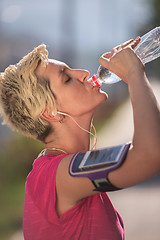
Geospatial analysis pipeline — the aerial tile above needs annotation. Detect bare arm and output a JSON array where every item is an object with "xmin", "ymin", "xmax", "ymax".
[
  {"xmin": 56, "ymin": 39, "xmax": 160, "ymax": 216},
  {"xmin": 99, "ymin": 39, "xmax": 160, "ymax": 187}
]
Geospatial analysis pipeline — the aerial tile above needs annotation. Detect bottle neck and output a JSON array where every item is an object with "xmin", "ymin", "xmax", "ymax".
[{"xmin": 89, "ymin": 74, "xmax": 101, "ymax": 87}]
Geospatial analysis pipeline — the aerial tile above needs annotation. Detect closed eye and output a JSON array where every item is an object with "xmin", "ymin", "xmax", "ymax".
[
  {"xmin": 65, "ymin": 75, "xmax": 72, "ymax": 83},
  {"xmin": 61, "ymin": 65, "xmax": 72, "ymax": 83}
]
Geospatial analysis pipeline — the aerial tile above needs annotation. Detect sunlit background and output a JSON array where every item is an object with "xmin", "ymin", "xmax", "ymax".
[{"xmin": 0, "ymin": 0, "xmax": 160, "ymax": 239}]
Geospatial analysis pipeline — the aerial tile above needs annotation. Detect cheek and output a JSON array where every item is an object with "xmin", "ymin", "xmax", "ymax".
[
  {"xmin": 58, "ymin": 93, "xmax": 87, "ymax": 114},
  {"xmin": 73, "ymin": 91, "xmax": 107, "ymax": 114},
  {"xmin": 57, "ymin": 87, "xmax": 107, "ymax": 114},
  {"xmin": 56, "ymin": 90, "xmax": 80, "ymax": 111}
]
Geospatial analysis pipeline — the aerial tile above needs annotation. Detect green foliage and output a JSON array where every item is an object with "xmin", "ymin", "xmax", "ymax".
[
  {"xmin": 0, "ymin": 181, "xmax": 24, "ymax": 239},
  {"xmin": 0, "ymin": 134, "xmax": 43, "ymax": 182},
  {"xmin": 0, "ymin": 133, "xmax": 43, "ymax": 239}
]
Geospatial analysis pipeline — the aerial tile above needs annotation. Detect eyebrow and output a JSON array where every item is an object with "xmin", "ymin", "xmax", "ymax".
[
  {"xmin": 58, "ymin": 64, "xmax": 70, "ymax": 77},
  {"xmin": 58, "ymin": 66, "xmax": 65, "ymax": 78}
]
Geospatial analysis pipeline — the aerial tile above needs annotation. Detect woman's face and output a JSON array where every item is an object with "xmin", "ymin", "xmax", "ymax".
[{"xmin": 37, "ymin": 59, "xmax": 108, "ymax": 117}]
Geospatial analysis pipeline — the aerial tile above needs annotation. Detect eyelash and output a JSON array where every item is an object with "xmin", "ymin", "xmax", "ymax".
[
  {"xmin": 65, "ymin": 75, "xmax": 72, "ymax": 83},
  {"xmin": 62, "ymin": 67, "xmax": 72, "ymax": 83}
]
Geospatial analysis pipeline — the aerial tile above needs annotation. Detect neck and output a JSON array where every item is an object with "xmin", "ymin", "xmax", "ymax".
[{"xmin": 44, "ymin": 113, "xmax": 94, "ymax": 154}]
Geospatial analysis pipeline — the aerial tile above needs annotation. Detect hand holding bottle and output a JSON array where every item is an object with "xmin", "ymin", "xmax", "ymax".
[
  {"xmin": 89, "ymin": 27, "xmax": 160, "ymax": 86},
  {"xmin": 98, "ymin": 37, "xmax": 144, "ymax": 84}
]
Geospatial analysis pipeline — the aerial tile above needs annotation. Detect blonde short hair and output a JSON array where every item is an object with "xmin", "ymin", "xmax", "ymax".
[{"xmin": 0, "ymin": 44, "xmax": 57, "ymax": 141}]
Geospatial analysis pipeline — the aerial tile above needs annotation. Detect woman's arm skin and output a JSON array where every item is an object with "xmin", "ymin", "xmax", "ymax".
[
  {"xmin": 107, "ymin": 69, "xmax": 160, "ymax": 188},
  {"xmin": 99, "ymin": 39, "xmax": 160, "ymax": 188},
  {"xmin": 56, "ymin": 39, "xmax": 160, "ymax": 216}
]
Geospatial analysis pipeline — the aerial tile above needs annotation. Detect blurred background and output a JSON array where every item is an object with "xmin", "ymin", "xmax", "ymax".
[{"xmin": 0, "ymin": 0, "xmax": 159, "ymax": 239}]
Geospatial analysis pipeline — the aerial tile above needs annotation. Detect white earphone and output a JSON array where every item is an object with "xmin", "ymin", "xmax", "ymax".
[
  {"xmin": 52, "ymin": 111, "xmax": 68, "ymax": 116},
  {"xmin": 52, "ymin": 110, "xmax": 97, "ymax": 149}
]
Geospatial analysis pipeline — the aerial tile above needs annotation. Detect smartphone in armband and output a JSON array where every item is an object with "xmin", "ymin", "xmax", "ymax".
[{"xmin": 69, "ymin": 142, "xmax": 131, "ymax": 192}]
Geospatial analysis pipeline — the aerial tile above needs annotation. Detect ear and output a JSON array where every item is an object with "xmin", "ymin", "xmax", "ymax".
[{"xmin": 41, "ymin": 109, "xmax": 63, "ymax": 123}]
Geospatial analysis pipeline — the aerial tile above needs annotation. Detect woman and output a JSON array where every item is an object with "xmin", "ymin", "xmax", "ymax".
[{"xmin": 0, "ymin": 38, "xmax": 159, "ymax": 240}]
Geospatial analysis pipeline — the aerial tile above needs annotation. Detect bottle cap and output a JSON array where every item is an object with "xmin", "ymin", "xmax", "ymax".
[{"xmin": 91, "ymin": 75, "xmax": 101, "ymax": 87}]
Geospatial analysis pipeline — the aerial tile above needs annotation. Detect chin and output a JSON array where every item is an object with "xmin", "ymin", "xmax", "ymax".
[
  {"xmin": 99, "ymin": 89, "xmax": 108, "ymax": 101},
  {"xmin": 93, "ymin": 91, "xmax": 108, "ymax": 111}
]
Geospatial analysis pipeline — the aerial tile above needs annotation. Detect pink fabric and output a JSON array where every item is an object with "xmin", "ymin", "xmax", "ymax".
[{"xmin": 23, "ymin": 154, "xmax": 124, "ymax": 240}]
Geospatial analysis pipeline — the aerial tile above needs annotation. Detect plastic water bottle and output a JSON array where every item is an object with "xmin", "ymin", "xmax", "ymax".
[{"xmin": 89, "ymin": 26, "xmax": 160, "ymax": 87}]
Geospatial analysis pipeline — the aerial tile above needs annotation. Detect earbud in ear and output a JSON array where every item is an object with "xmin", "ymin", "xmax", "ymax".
[
  {"xmin": 52, "ymin": 111, "xmax": 67, "ymax": 117},
  {"xmin": 57, "ymin": 111, "xmax": 68, "ymax": 116}
]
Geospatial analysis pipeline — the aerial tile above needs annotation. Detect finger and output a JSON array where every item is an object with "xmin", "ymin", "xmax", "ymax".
[
  {"xmin": 130, "ymin": 36, "xmax": 141, "ymax": 49},
  {"xmin": 115, "ymin": 39, "xmax": 134, "ymax": 51},
  {"xmin": 121, "ymin": 39, "xmax": 134, "ymax": 48},
  {"xmin": 101, "ymin": 52, "xmax": 111, "ymax": 59},
  {"xmin": 98, "ymin": 52, "xmax": 111, "ymax": 67}
]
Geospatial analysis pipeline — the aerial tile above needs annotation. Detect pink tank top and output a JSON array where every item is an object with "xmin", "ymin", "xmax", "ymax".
[{"xmin": 23, "ymin": 154, "xmax": 124, "ymax": 240}]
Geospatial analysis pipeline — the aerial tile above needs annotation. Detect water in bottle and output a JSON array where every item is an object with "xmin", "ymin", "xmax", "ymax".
[{"xmin": 89, "ymin": 26, "xmax": 160, "ymax": 87}]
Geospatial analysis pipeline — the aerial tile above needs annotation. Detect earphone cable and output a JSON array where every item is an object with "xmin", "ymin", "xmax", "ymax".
[{"xmin": 57, "ymin": 111, "xmax": 97, "ymax": 150}]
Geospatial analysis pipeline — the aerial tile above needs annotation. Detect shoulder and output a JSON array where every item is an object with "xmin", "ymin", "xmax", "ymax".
[
  {"xmin": 56, "ymin": 153, "xmax": 98, "ymax": 216},
  {"xmin": 26, "ymin": 154, "xmax": 69, "ymax": 198}
]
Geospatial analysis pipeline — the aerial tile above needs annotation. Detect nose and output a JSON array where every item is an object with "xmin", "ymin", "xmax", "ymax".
[{"xmin": 74, "ymin": 69, "xmax": 90, "ymax": 83}]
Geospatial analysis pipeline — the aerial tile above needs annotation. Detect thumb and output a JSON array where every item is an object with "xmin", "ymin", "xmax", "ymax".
[{"xmin": 98, "ymin": 52, "xmax": 111, "ymax": 68}]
